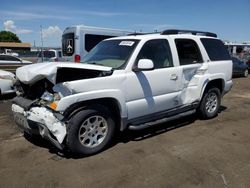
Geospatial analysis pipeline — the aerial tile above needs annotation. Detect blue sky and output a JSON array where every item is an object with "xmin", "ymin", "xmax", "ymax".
[{"xmin": 0, "ymin": 0, "xmax": 249, "ymax": 47}]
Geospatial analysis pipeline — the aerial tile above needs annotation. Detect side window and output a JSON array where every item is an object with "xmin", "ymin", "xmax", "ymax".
[
  {"xmin": 0, "ymin": 55, "xmax": 5, "ymax": 61},
  {"xmin": 85, "ymin": 34, "xmax": 115, "ymax": 52},
  {"xmin": 175, "ymin": 39, "xmax": 202, "ymax": 65},
  {"xmin": 5, "ymin": 55, "xmax": 20, "ymax": 61},
  {"xmin": 200, "ymin": 38, "xmax": 231, "ymax": 61},
  {"xmin": 136, "ymin": 39, "xmax": 173, "ymax": 69}
]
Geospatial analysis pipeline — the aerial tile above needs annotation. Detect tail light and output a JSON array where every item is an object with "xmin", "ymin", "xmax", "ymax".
[{"xmin": 74, "ymin": 54, "xmax": 81, "ymax": 62}]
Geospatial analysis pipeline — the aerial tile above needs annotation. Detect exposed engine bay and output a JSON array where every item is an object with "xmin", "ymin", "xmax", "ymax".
[{"xmin": 12, "ymin": 63, "xmax": 114, "ymax": 148}]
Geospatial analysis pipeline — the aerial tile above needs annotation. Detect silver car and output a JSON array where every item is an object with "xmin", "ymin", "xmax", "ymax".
[{"xmin": 0, "ymin": 69, "xmax": 16, "ymax": 95}]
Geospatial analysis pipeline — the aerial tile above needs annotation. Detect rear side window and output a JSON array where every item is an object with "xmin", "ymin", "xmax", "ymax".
[
  {"xmin": 62, "ymin": 33, "xmax": 74, "ymax": 56},
  {"xmin": 85, "ymin": 34, "xmax": 115, "ymax": 52},
  {"xmin": 201, "ymin": 38, "xmax": 231, "ymax": 61},
  {"xmin": 175, "ymin": 39, "xmax": 202, "ymax": 65}
]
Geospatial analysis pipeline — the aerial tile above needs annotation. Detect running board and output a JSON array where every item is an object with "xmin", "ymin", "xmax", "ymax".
[{"xmin": 128, "ymin": 109, "xmax": 196, "ymax": 131}]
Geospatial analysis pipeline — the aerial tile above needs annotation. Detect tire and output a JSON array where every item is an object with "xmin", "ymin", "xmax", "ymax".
[
  {"xmin": 243, "ymin": 69, "xmax": 248, "ymax": 77},
  {"xmin": 198, "ymin": 87, "xmax": 221, "ymax": 119},
  {"xmin": 66, "ymin": 105, "xmax": 116, "ymax": 156}
]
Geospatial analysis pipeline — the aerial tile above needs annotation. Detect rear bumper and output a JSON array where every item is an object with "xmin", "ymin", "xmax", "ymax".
[{"xmin": 12, "ymin": 102, "xmax": 66, "ymax": 150}]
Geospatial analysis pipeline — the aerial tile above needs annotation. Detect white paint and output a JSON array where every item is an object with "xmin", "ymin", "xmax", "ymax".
[
  {"xmin": 0, "ymin": 70, "xmax": 16, "ymax": 95},
  {"xmin": 15, "ymin": 32, "xmax": 233, "ymax": 126},
  {"xmin": 12, "ymin": 104, "xmax": 66, "ymax": 143},
  {"xmin": 16, "ymin": 62, "xmax": 112, "ymax": 85}
]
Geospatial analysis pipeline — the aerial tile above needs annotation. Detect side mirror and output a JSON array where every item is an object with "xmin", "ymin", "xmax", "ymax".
[{"xmin": 134, "ymin": 59, "xmax": 154, "ymax": 71}]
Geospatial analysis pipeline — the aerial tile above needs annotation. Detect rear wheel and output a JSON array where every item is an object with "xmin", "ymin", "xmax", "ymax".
[
  {"xmin": 67, "ymin": 105, "xmax": 116, "ymax": 156},
  {"xmin": 198, "ymin": 87, "xmax": 221, "ymax": 119},
  {"xmin": 244, "ymin": 69, "xmax": 248, "ymax": 77}
]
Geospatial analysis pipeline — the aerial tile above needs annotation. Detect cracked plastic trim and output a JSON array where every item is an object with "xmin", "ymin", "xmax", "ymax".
[{"xmin": 12, "ymin": 104, "xmax": 66, "ymax": 143}]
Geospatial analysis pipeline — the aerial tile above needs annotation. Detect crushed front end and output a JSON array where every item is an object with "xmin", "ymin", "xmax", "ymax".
[
  {"xmin": 11, "ymin": 62, "xmax": 113, "ymax": 150},
  {"xmin": 12, "ymin": 80, "xmax": 67, "ymax": 150}
]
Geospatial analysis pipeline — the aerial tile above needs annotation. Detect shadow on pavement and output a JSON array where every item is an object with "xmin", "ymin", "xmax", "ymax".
[
  {"xmin": 0, "ymin": 93, "xmax": 16, "ymax": 101},
  {"xmin": 23, "ymin": 106, "xmax": 228, "ymax": 159}
]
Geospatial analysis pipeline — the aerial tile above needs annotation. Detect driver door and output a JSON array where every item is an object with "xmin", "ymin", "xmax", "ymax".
[{"xmin": 125, "ymin": 39, "xmax": 182, "ymax": 120}]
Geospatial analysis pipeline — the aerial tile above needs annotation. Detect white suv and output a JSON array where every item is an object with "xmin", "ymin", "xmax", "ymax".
[{"xmin": 12, "ymin": 29, "xmax": 233, "ymax": 155}]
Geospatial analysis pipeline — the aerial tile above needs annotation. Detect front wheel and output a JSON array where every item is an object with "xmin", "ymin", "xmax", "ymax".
[
  {"xmin": 198, "ymin": 88, "xmax": 221, "ymax": 119},
  {"xmin": 66, "ymin": 105, "xmax": 116, "ymax": 156}
]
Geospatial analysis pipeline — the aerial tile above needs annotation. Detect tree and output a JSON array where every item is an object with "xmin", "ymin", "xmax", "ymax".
[{"xmin": 0, "ymin": 31, "xmax": 21, "ymax": 43}]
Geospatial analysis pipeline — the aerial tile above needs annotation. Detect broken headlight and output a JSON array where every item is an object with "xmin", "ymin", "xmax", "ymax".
[
  {"xmin": 41, "ymin": 91, "xmax": 61, "ymax": 110},
  {"xmin": 41, "ymin": 91, "xmax": 54, "ymax": 102}
]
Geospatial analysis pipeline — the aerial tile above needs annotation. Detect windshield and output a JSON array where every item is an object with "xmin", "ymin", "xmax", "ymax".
[{"xmin": 82, "ymin": 39, "xmax": 139, "ymax": 69}]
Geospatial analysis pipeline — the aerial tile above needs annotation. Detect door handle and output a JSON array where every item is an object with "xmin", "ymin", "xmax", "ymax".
[{"xmin": 170, "ymin": 74, "xmax": 178, "ymax": 80}]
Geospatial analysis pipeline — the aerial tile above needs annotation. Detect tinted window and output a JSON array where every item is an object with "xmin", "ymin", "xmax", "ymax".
[
  {"xmin": 137, "ymin": 39, "xmax": 173, "ymax": 69},
  {"xmin": 175, "ymin": 39, "xmax": 202, "ymax": 65},
  {"xmin": 201, "ymin": 38, "xmax": 231, "ymax": 61},
  {"xmin": 0, "ymin": 55, "xmax": 5, "ymax": 61},
  {"xmin": 85, "ymin": 34, "xmax": 115, "ymax": 52},
  {"xmin": 62, "ymin": 33, "xmax": 74, "ymax": 56},
  {"xmin": 0, "ymin": 55, "xmax": 20, "ymax": 61}
]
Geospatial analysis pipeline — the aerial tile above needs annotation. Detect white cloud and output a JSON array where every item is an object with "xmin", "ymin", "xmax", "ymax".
[
  {"xmin": 4, "ymin": 20, "xmax": 32, "ymax": 34},
  {"xmin": 42, "ymin": 26, "xmax": 62, "ymax": 38},
  {"xmin": 2, "ymin": 11, "xmax": 69, "ymax": 21}
]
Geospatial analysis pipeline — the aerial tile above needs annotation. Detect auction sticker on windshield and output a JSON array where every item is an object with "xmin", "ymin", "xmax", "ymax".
[{"xmin": 119, "ymin": 41, "xmax": 135, "ymax": 46}]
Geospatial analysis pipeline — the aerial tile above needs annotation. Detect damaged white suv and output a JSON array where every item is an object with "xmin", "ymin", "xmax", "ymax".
[{"xmin": 12, "ymin": 30, "xmax": 233, "ymax": 155}]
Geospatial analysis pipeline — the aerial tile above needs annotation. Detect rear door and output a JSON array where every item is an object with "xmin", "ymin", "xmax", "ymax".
[{"xmin": 174, "ymin": 38, "xmax": 204, "ymax": 104}]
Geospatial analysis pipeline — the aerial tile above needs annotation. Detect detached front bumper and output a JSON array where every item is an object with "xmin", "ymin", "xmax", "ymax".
[{"xmin": 12, "ymin": 98, "xmax": 67, "ymax": 150}]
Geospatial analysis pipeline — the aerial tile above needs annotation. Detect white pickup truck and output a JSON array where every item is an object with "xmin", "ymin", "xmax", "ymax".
[{"xmin": 12, "ymin": 29, "xmax": 233, "ymax": 155}]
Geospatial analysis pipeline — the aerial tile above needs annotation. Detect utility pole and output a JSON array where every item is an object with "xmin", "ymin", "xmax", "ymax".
[{"xmin": 40, "ymin": 25, "xmax": 44, "ymax": 62}]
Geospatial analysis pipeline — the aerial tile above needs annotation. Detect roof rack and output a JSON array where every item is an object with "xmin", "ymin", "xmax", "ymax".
[
  {"xmin": 127, "ymin": 31, "xmax": 160, "ymax": 36},
  {"xmin": 127, "ymin": 33, "xmax": 146, "ymax": 36},
  {"xmin": 161, "ymin": 29, "xmax": 217, "ymax": 38}
]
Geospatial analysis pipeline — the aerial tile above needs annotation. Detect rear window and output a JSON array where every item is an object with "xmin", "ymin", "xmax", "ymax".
[
  {"xmin": 85, "ymin": 34, "xmax": 115, "ymax": 52},
  {"xmin": 201, "ymin": 38, "xmax": 231, "ymax": 61},
  {"xmin": 62, "ymin": 33, "xmax": 74, "ymax": 56}
]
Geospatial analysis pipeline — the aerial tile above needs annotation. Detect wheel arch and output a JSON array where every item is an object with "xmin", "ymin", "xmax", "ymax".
[
  {"xmin": 63, "ymin": 97, "xmax": 124, "ymax": 131},
  {"xmin": 200, "ymin": 78, "xmax": 225, "ymax": 99}
]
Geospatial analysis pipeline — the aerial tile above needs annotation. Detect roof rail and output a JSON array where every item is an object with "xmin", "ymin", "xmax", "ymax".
[
  {"xmin": 161, "ymin": 29, "xmax": 217, "ymax": 38},
  {"xmin": 127, "ymin": 32, "xmax": 146, "ymax": 36},
  {"xmin": 127, "ymin": 31, "xmax": 160, "ymax": 36}
]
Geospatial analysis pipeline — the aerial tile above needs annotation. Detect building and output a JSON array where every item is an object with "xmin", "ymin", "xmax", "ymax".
[
  {"xmin": 224, "ymin": 41, "xmax": 250, "ymax": 55},
  {"xmin": 0, "ymin": 42, "xmax": 31, "ymax": 52}
]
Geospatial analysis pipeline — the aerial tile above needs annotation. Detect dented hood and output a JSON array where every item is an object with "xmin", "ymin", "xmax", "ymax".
[{"xmin": 16, "ymin": 62, "xmax": 112, "ymax": 84}]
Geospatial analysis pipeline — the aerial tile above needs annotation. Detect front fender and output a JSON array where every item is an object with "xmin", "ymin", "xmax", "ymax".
[{"xmin": 56, "ymin": 89, "xmax": 127, "ymax": 118}]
